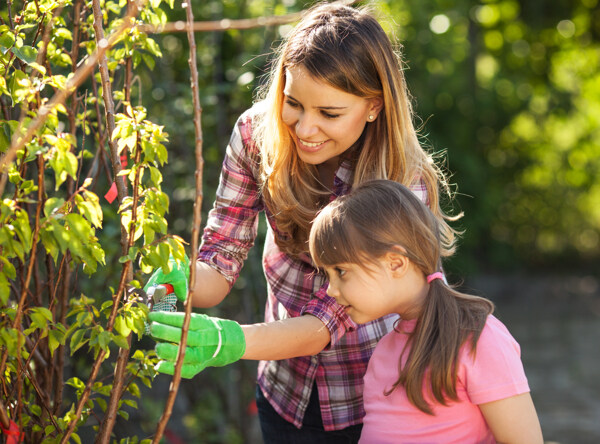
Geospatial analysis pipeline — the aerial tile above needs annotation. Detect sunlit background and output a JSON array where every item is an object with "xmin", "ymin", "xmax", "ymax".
[
  {"xmin": 3, "ymin": 0, "xmax": 597, "ymax": 441},
  {"xmin": 106, "ymin": 0, "xmax": 600, "ymax": 442}
]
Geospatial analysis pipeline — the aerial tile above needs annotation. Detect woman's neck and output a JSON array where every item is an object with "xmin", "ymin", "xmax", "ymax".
[{"xmin": 316, "ymin": 158, "xmax": 339, "ymax": 190}]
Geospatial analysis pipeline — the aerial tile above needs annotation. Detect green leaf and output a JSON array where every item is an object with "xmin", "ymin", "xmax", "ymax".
[
  {"xmin": 114, "ymin": 315, "xmax": 131, "ymax": 337},
  {"xmin": 132, "ymin": 51, "xmax": 142, "ymax": 69},
  {"xmin": 66, "ymin": 377, "xmax": 85, "ymax": 391},
  {"xmin": 122, "ymin": 399, "xmax": 138, "ymax": 409},
  {"xmin": 54, "ymin": 28, "xmax": 73, "ymax": 41},
  {"xmin": 70, "ymin": 329, "xmax": 87, "ymax": 355},
  {"xmin": 29, "ymin": 62, "xmax": 46, "ymax": 75},
  {"xmin": 76, "ymin": 191, "xmax": 103, "ymax": 228},
  {"xmin": 12, "ymin": 45, "xmax": 38, "ymax": 64},
  {"xmin": 144, "ymin": 38, "xmax": 162, "ymax": 57},
  {"xmin": 111, "ymin": 332, "xmax": 129, "ymax": 350},
  {"xmin": 0, "ymin": 256, "xmax": 16, "ymax": 279},
  {"xmin": 97, "ymin": 330, "xmax": 111, "ymax": 351},
  {"xmin": 142, "ymin": 53, "xmax": 155, "ymax": 70},
  {"xmin": 128, "ymin": 383, "xmax": 141, "ymax": 398},
  {"xmin": 95, "ymin": 397, "xmax": 107, "ymax": 412},
  {"xmin": 29, "ymin": 310, "xmax": 50, "ymax": 330},
  {"xmin": 48, "ymin": 328, "xmax": 65, "ymax": 356},
  {"xmin": 0, "ymin": 31, "xmax": 15, "ymax": 53},
  {"xmin": 30, "ymin": 404, "xmax": 42, "ymax": 417},
  {"xmin": 43, "ymin": 197, "xmax": 65, "ymax": 217},
  {"xmin": 0, "ymin": 272, "xmax": 10, "ymax": 306},
  {"xmin": 8, "ymin": 69, "xmax": 28, "ymax": 105}
]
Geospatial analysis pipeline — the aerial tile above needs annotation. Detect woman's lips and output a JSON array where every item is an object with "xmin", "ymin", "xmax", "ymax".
[{"xmin": 297, "ymin": 138, "xmax": 327, "ymax": 152}]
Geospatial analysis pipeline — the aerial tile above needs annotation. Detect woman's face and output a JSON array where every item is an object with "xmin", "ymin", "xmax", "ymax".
[{"xmin": 281, "ymin": 65, "xmax": 381, "ymax": 170}]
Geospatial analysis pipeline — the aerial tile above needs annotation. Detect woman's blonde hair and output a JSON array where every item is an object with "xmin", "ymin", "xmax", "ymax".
[
  {"xmin": 254, "ymin": 1, "xmax": 455, "ymax": 256},
  {"xmin": 309, "ymin": 180, "xmax": 494, "ymax": 415}
]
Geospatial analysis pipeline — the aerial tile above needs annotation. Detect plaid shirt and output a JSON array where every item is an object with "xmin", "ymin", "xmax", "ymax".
[{"xmin": 198, "ymin": 106, "xmax": 428, "ymax": 430}]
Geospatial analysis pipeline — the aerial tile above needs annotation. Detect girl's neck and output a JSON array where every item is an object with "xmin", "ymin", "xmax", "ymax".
[{"xmin": 396, "ymin": 271, "xmax": 429, "ymax": 320}]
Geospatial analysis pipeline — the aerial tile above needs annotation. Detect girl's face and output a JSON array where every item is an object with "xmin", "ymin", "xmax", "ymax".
[
  {"xmin": 323, "ymin": 253, "xmax": 426, "ymax": 324},
  {"xmin": 281, "ymin": 65, "xmax": 381, "ymax": 170}
]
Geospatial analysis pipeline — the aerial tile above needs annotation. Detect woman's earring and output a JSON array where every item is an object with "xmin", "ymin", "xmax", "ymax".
[{"xmin": 369, "ymin": 115, "xmax": 374, "ymax": 121}]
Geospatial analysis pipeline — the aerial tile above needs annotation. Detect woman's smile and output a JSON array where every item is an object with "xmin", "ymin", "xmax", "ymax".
[
  {"xmin": 281, "ymin": 65, "xmax": 380, "ymax": 168},
  {"xmin": 297, "ymin": 138, "xmax": 329, "ymax": 152}
]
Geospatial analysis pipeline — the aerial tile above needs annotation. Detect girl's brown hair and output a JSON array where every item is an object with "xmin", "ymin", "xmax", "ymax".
[
  {"xmin": 254, "ymin": 2, "xmax": 456, "ymax": 257},
  {"xmin": 309, "ymin": 180, "xmax": 494, "ymax": 415}
]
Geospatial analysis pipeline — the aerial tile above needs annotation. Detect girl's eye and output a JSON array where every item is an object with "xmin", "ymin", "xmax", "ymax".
[{"xmin": 335, "ymin": 267, "xmax": 346, "ymax": 277}]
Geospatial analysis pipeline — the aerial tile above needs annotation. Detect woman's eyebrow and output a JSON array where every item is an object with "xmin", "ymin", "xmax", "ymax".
[{"xmin": 284, "ymin": 93, "xmax": 348, "ymax": 110}]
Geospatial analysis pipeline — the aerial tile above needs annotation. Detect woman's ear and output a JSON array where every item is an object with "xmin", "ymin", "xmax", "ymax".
[
  {"xmin": 385, "ymin": 250, "xmax": 410, "ymax": 278},
  {"xmin": 367, "ymin": 97, "xmax": 384, "ymax": 120}
]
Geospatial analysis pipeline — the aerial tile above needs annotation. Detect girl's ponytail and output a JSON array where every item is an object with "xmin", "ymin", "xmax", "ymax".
[{"xmin": 387, "ymin": 279, "xmax": 494, "ymax": 414}]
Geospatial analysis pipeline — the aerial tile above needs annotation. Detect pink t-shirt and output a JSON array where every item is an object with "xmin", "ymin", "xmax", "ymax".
[{"xmin": 360, "ymin": 315, "xmax": 530, "ymax": 444}]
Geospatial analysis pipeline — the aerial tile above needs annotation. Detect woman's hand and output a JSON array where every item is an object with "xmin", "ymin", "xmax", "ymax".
[{"xmin": 148, "ymin": 311, "xmax": 246, "ymax": 378}]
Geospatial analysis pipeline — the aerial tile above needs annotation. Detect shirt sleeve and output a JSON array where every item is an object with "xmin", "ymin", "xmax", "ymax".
[
  {"xmin": 301, "ymin": 282, "xmax": 357, "ymax": 348},
  {"xmin": 198, "ymin": 110, "xmax": 264, "ymax": 288},
  {"xmin": 462, "ymin": 315, "xmax": 530, "ymax": 405}
]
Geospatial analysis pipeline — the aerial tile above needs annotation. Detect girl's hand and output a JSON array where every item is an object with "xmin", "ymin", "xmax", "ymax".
[{"xmin": 479, "ymin": 392, "xmax": 544, "ymax": 444}]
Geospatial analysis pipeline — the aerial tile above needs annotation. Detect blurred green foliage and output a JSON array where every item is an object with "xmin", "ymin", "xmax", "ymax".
[{"xmin": 149, "ymin": 0, "xmax": 600, "ymax": 277}]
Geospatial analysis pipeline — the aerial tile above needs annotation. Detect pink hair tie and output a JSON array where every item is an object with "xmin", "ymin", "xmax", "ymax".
[{"xmin": 427, "ymin": 272, "xmax": 445, "ymax": 284}]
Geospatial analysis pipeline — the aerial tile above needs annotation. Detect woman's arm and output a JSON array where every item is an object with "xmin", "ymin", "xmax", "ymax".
[
  {"xmin": 189, "ymin": 261, "xmax": 230, "ymax": 308},
  {"xmin": 479, "ymin": 392, "xmax": 543, "ymax": 444},
  {"xmin": 241, "ymin": 315, "xmax": 331, "ymax": 360}
]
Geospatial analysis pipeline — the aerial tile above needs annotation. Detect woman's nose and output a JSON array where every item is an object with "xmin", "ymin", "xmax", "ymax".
[{"xmin": 295, "ymin": 113, "xmax": 319, "ymax": 139}]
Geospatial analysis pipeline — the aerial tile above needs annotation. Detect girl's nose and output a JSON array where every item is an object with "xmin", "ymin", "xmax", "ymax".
[{"xmin": 326, "ymin": 282, "xmax": 339, "ymax": 299}]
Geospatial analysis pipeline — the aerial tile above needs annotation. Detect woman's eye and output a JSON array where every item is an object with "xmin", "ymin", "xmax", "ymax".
[
  {"xmin": 322, "ymin": 111, "xmax": 340, "ymax": 119},
  {"xmin": 285, "ymin": 99, "xmax": 300, "ymax": 108}
]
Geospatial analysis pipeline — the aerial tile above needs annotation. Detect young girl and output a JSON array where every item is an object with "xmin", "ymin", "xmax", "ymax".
[
  {"xmin": 146, "ymin": 2, "xmax": 457, "ymax": 442},
  {"xmin": 308, "ymin": 179, "xmax": 543, "ymax": 444}
]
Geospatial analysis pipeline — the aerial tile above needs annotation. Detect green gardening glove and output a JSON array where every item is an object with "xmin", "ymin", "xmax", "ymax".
[
  {"xmin": 148, "ymin": 311, "xmax": 246, "ymax": 379},
  {"xmin": 144, "ymin": 254, "xmax": 190, "ymax": 302}
]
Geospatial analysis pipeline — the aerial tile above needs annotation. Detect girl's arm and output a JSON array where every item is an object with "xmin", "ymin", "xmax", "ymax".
[
  {"xmin": 479, "ymin": 392, "xmax": 543, "ymax": 444},
  {"xmin": 241, "ymin": 315, "xmax": 331, "ymax": 360}
]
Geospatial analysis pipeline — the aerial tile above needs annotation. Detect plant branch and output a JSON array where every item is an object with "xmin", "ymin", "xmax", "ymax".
[
  {"xmin": 152, "ymin": 0, "xmax": 204, "ymax": 439},
  {"xmin": 139, "ymin": 10, "xmax": 303, "ymax": 33},
  {"xmin": 95, "ymin": 112, "xmax": 144, "ymax": 443},
  {"xmin": 91, "ymin": 0, "xmax": 130, "ymax": 255}
]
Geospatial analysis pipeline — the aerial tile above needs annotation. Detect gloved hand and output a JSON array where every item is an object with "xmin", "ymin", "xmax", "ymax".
[
  {"xmin": 144, "ymin": 254, "xmax": 190, "ymax": 302},
  {"xmin": 148, "ymin": 311, "xmax": 246, "ymax": 379}
]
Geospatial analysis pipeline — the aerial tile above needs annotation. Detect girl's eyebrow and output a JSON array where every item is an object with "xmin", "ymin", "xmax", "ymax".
[{"xmin": 284, "ymin": 93, "xmax": 348, "ymax": 110}]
